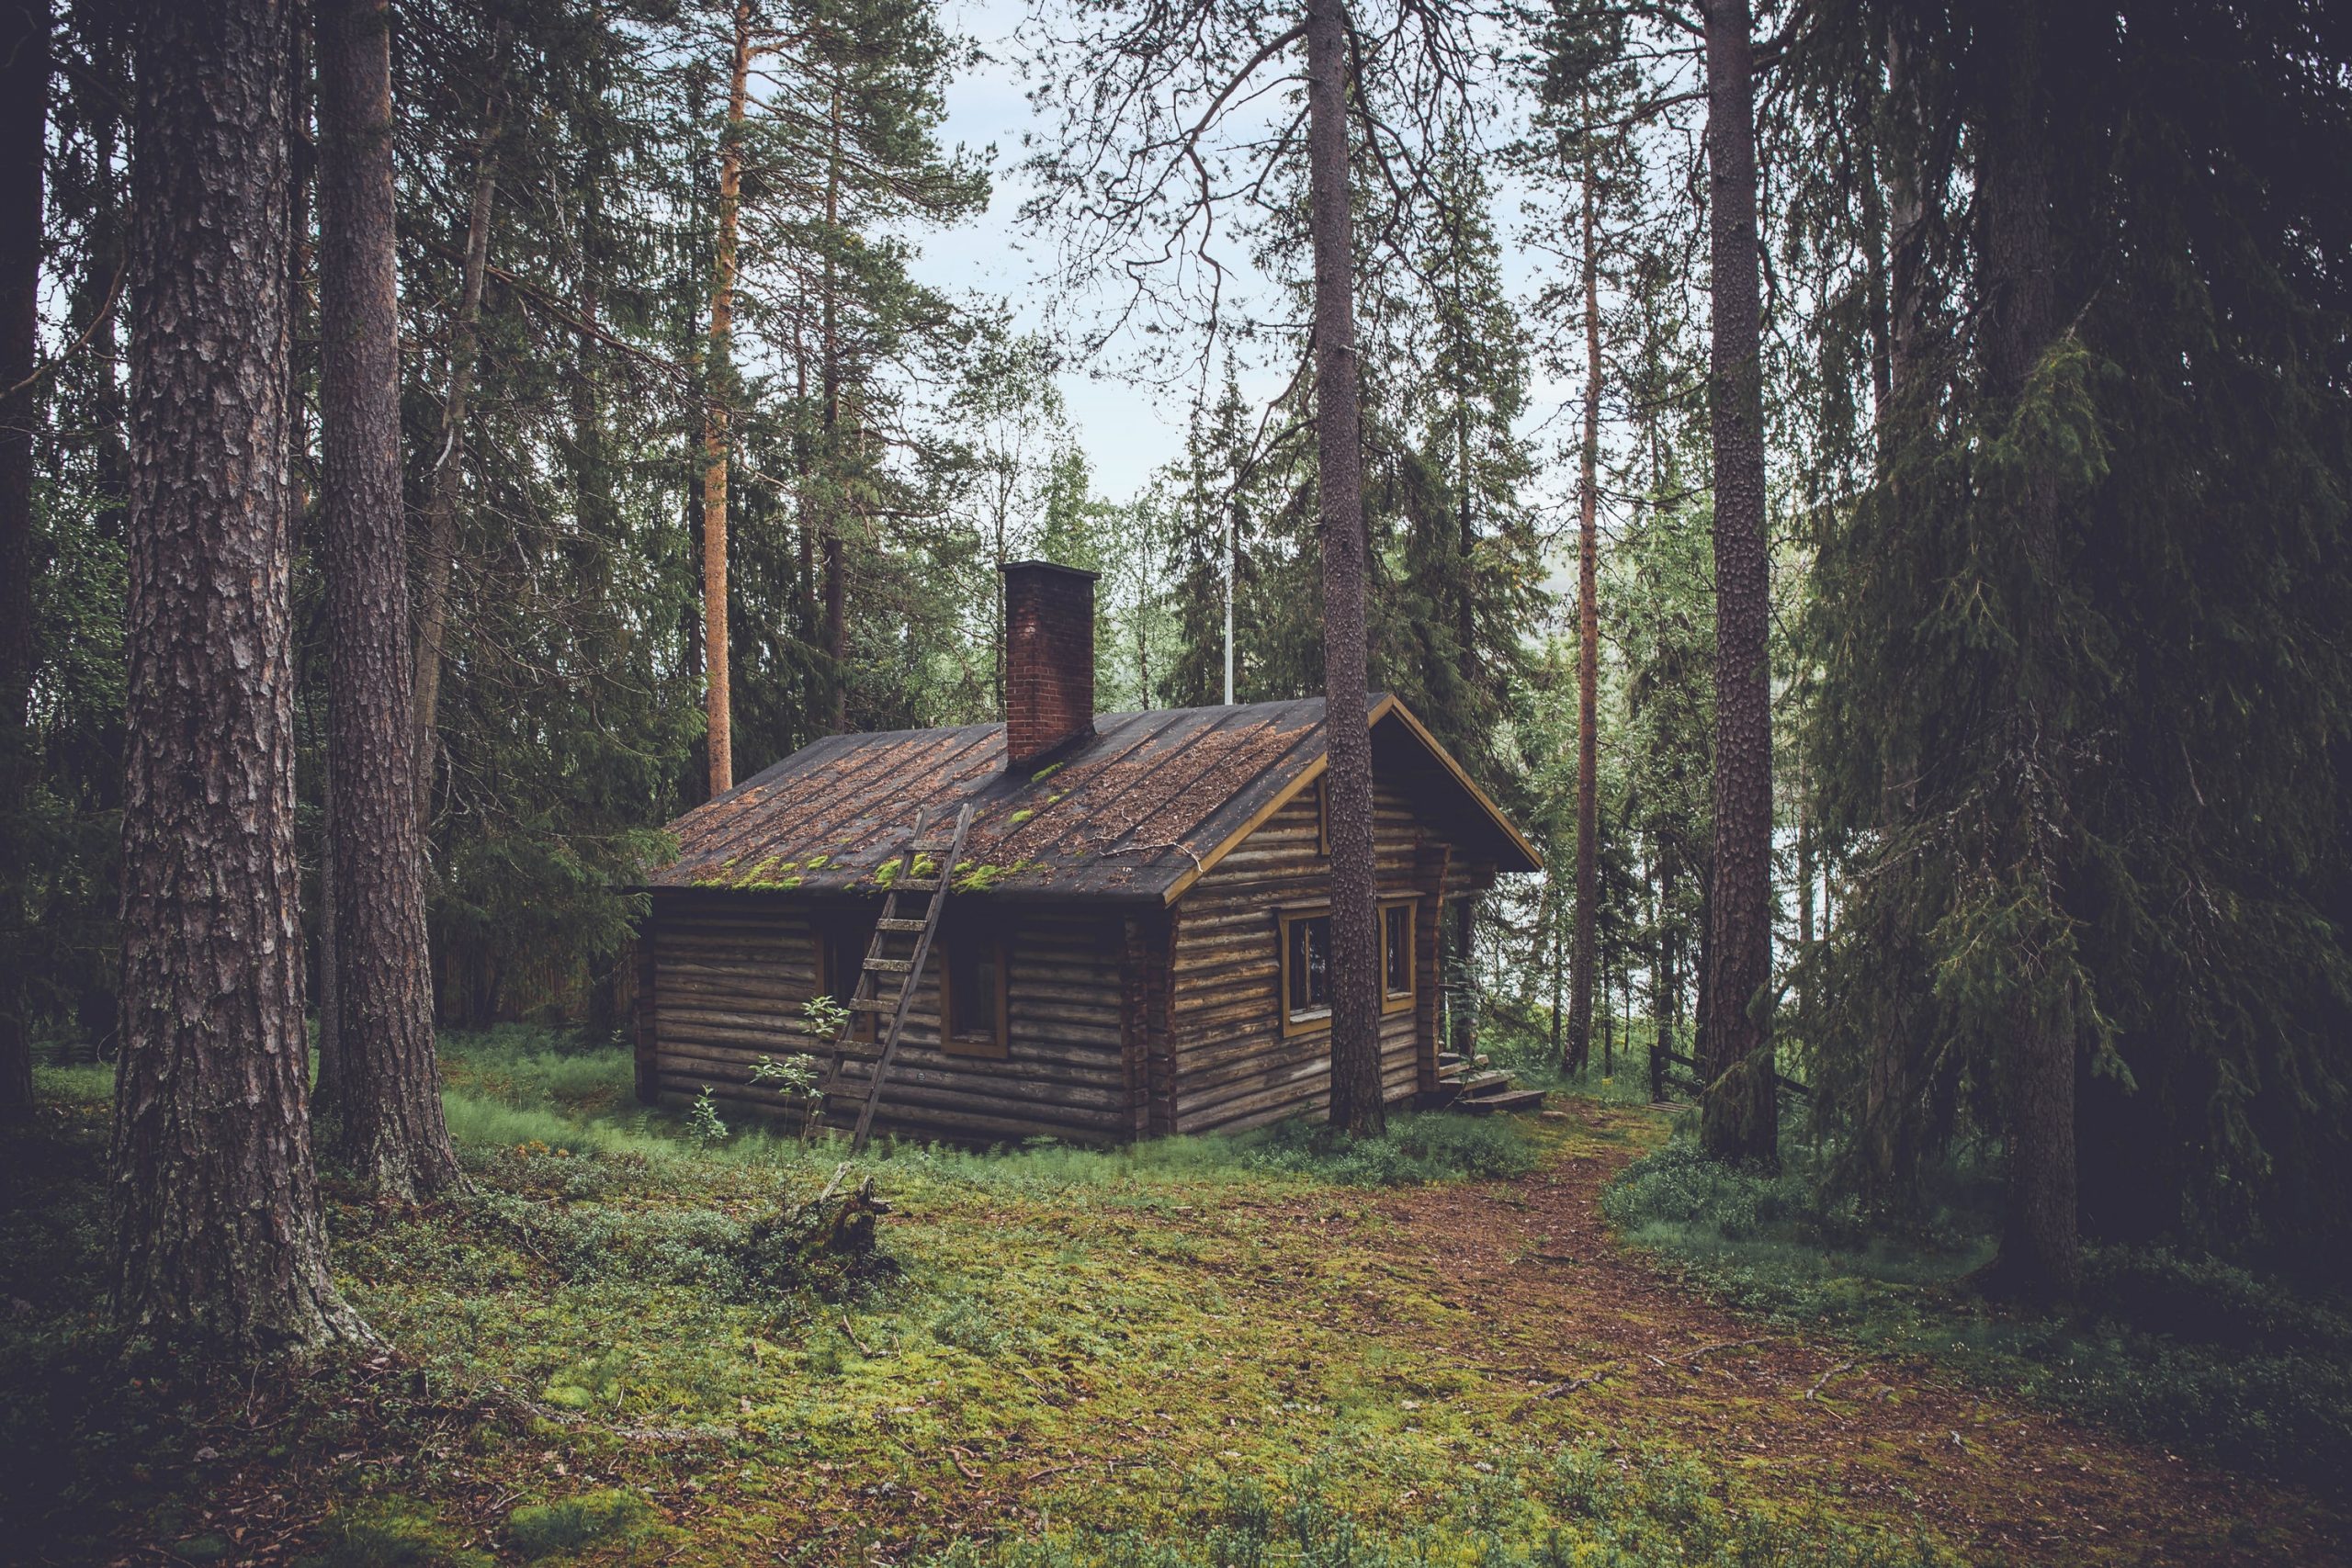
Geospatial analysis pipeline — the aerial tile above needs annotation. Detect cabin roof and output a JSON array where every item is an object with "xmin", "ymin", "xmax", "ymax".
[{"xmin": 642, "ymin": 694, "xmax": 1541, "ymax": 905}]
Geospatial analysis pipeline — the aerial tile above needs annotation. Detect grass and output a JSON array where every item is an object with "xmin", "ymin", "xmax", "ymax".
[
  {"xmin": 1601, "ymin": 1135, "xmax": 2352, "ymax": 1489},
  {"xmin": 436, "ymin": 1028, "xmax": 1545, "ymax": 1199},
  {"xmin": 916, "ymin": 1445, "xmax": 1957, "ymax": 1567},
  {"xmin": 6, "ymin": 1030, "xmax": 2331, "ymax": 1564}
]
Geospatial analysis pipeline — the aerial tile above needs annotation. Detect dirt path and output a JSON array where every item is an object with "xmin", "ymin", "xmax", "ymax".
[{"xmin": 1345, "ymin": 1104, "xmax": 2343, "ymax": 1566}]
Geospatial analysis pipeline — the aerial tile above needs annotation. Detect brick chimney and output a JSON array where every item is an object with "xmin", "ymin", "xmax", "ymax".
[{"xmin": 1002, "ymin": 559, "xmax": 1097, "ymax": 770}]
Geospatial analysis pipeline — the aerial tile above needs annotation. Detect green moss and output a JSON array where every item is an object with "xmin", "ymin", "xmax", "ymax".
[
  {"xmin": 507, "ymin": 1489, "xmax": 658, "ymax": 1560},
  {"xmin": 1006, "ymin": 809, "xmax": 1035, "ymax": 827},
  {"xmin": 874, "ymin": 853, "xmax": 937, "ymax": 888},
  {"xmin": 950, "ymin": 859, "xmax": 1040, "ymax": 894},
  {"xmin": 1029, "ymin": 761, "xmax": 1065, "ymax": 783},
  {"xmin": 916, "ymin": 1447, "xmax": 1959, "ymax": 1567},
  {"xmin": 298, "ymin": 1502, "xmax": 491, "ymax": 1568},
  {"xmin": 3, "ymin": 1035, "xmax": 2304, "ymax": 1568}
]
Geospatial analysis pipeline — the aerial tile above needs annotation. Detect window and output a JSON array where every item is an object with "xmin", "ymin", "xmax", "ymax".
[
  {"xmin": 1381, "ymin": 898, "xmax": 1417, "ymax": 1014},
  {"xmin": 819, "ymin": 918, "xmax": 877, "ymax": 1042},
  {"xmin": 1279, "ymin": 909, "xmax": 1332, "ymax": 1035},
  {"xmin": 940, "ymin": 931, "xmax": 1010, "ymax": 1058}
]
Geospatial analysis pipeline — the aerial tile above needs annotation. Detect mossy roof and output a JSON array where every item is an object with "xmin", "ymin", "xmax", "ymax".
[{"xmin": 641, "ymin": 694, "xmax": 1540, "ymax": 904}]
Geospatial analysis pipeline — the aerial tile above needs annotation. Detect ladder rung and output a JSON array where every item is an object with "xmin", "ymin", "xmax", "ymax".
[
  {"xmin": 893, "ymin": 877, "xmax": 941, "ymax": 892},
  {"xmin": 905, "ymin": 840, "xmax": 957, "ymax": 853},
  {"xmin": 876, "ymin": 918, "xmax": 927, "ymax": 932},
  {"xmin": 847, "ymin": 998, "xmax": 898, "ymax": 1013},
  {"xmin": 865, "ymin": 958, "xmax": 912, "ymax": 974}
]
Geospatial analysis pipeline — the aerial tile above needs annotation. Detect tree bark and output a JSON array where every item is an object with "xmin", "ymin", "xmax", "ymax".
[
  {"xmin": 1303, "ymin": 0, "xmax": 1382, "ymax": 1135},
  {"xmin": 702, "ymin": 0, "xmax": 751, "ymax": 788},
  {"xmin": 112, "ymin": 0, "xmax": 365, "ymax": 1355},
  {"xmin": 1975, "ymin": 0, "xmax": 2077, "ymax": 1303},
  {"xmin": 1546, "ymin": 872, "xmax": 1564, "ymax": 1058},
  {"xmin": 1697, "ymin": 0, "xmax": 1778, "ymax": 1167},
  {"xmin": 1862, "ymin": 17, "xmax": 1925, "ymax": 1201},
  {"xmin": 316, "ymin": 737, "xmax": 340, "ymax": 1111},
  {"xmin": 317, "ymin": 0, "xmax": 458, "ymax": 1199},
  {"xmin": 820, "ymin": 79, "xmax": 848, "ymax": 734},
  {"xmin": 411, "ymin": 42, "xmax": 506, "ymax": 829},
  {"xmin": 1883, "ymin": 24, "xmax": 1928, "ymax": 433},
  {"xmin": 0, "ymin": 0, "xmax": 50, "ymax": 1126},
  {"xmin": 1566, "ymin": 160, "xmax": 1602, "ymax": 1078}
]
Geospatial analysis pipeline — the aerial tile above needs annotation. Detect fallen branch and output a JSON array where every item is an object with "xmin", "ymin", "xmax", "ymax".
[
  {"xmin": 839, "ymin": 1314, "xmax": 876, "ymax": 1358},
  {"xmin": 944, "ymin": 1445, "xmax": 984, "ymax": 1483},
  {"xmin": 1680, "ymin": 1337, "xmax": 1768, "ymax": 1366},
  {"xmin": 1023, "ymin": 1460, "xmax": 1090, "ymax": 1484},
  {"xmin": 1805, "ymin": 1360, "xmax": 1857, "ymax": 1401},
  {"xmin": 1509, "ymin": 1362, "xmax": 1619, "ymax": 1420}
]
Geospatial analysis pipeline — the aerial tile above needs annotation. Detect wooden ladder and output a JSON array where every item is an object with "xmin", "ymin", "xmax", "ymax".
[{"xmin": 819, "ymin": 804, "xmax": 974, "ymax": 1154}]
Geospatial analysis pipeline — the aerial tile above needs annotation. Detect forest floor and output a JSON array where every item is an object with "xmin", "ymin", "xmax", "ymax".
[{"xmin": 3, "ymin": 1045, "xmax": 2345, "ymax": 1567}]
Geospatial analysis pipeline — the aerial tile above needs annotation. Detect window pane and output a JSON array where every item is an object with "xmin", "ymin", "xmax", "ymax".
[
  {"xmin": 1287, "ymin": 918, "xmax": 1309, "ymax": 1012},
  {"xmin": 950, "ymin": 942, "xmax": 998, "ymax": 1039},
  {"xmin": 1306, "ymin": 916, "xmax": 1329, "ymax": 1009},
  {"xmin": 1385, "ymin": 907, "xmax": 1412, "ymax": 996}
]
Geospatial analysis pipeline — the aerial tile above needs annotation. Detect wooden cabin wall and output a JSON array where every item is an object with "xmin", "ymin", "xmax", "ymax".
[
  {"xmin": 1165, "ymin": 781, "xmax": 1447, "ymax": 1134},
  {"xmin": 640, "ymin": 892, "xmax": 1132, "ymax": 1145}
]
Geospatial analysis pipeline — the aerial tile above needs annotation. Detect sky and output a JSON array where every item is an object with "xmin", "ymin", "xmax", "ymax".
[
  {"xmin": 900, "ymin": 0, "xmax": 1624, "ymax": 574},
  {"xmin": 904, "ymin": 0, "xmax": 1203, "ymax": 499}
]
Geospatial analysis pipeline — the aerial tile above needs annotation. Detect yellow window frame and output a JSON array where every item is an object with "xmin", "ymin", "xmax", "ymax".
[
  {"xmin": 1380, "ymin": 896, "xmax": 1419, "ymax": 1015},
  {"xmin": 1277, "ymin": 906, "xmax": 1333, "ymax": 1038}
]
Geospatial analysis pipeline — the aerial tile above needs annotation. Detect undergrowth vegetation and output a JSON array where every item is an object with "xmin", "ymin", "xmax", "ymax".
[
  {"xmin": 438, "ymin": 1027, "xmax": 1544, "ymax": 1195},
  {"xmin": 920, "ymin": 1448, "xmax": 1956, "ymax": 1568},
  {"xmin": 6, "ymin": 1034, "xmax": 2340, "ymax": 1563},
  {"xmin": 1602, "ymin": 1138, "xmax": 2352, "ymax": 1488}
]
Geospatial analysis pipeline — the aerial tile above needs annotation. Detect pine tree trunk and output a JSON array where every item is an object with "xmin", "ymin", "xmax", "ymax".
[
  {"xmin": 73, "ymin": 107, "xmax": 127, "ymax": 1068},
  {"xmin": 411, "ymin": 60, "xmax": 504, "ymax": 829},
  {"xmin": 820, "ymin": 82, "xmax": 848, "ymax": 734},
  {"xmin": 315, "ymin": 745, "xmax": 341, "ymax": 1110},
  {"xmin": 1862, "ymin": 19, "xmax": 1924, "ymax": 1203},
  {"xmin": 0, "ymin": 0, "xmax": 49, "ymax": 1126},
  {"xmin": 1302, "ymin": 0, "xmax": 1382, "ymax": 1136},
  {"xmin": 1651, "ymin": 853, "xmax": 1670, "ymax": 1100},
  {"xmin": 1697, "ymin": 0, "xmax": 1778, "ymax": 1168},
  {"xmin": 112, "ymin": 0, "xmax": 364, "ymax": 1354},
  {"xmin": 1566, "ymin": 162, "xmax": 1602, "ymax": 1078},
  {"xmin": 701, "ymin": 0, "xmax": 751, "ymax": 791},
  {"xmin": 1794, "ymin": 743, "xmax": 1813, "ymax": 1033},
  {"xmin": 1976, "ymin": 0, "xmax": 2077, "ymax": 1303},
  {"xmin": 1883, "ymin": 25, "xmax": 1928, "ymax": 433},
  {"xmin": 1547, "ymin": 872, "xmax": 1565, "ymax": 1059},
  {"xmin": 317, "ymin": 0, "xmax": 458, "ymax": 1200}
]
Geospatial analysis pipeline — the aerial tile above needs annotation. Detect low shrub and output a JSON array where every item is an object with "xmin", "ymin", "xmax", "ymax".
[
  {"xmin": 1243, "ymin": 1111, "xmax": 1541, "ymax": 1187},
  {"xmin": 1600, "ymin": 1134, "xmax": 2352, "ymax": 1487}
]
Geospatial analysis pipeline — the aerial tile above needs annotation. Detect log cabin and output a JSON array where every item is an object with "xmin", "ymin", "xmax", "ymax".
[{"xmin": 630, "ymin": 559, "xmax": 1543, "ymax": 1145}]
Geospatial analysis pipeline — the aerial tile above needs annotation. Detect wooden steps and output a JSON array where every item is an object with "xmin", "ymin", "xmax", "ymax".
[
  {"xmin": 1424, "ymin": 1054, "xmax": 1547, "ymax": 1118},
  {"xmin": 1460, "ymin": 1087, "xmax": 1547, "ymax": 1116}
]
